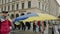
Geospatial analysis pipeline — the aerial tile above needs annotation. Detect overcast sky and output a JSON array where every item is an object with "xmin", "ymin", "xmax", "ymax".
[{"xmin": 57, "ymin": 0, "xmax": 60, "ymax": 5}]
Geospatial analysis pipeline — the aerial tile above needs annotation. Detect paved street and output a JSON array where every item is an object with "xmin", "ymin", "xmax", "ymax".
[
  {"xmin": 10, "ymin": 25, "xmax": 48, "ymax": 34},
  {"xmin": 10, "ymin": 30, "xmax": 40, "ymax": 34}
]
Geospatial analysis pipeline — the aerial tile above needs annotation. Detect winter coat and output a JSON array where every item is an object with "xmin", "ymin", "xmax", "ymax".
[{"xmin": 37, "ymin": 21, "xmax": 40, "ymax": 27}]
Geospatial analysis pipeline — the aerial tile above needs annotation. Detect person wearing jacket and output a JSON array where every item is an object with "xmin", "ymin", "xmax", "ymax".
[
  {"xmin": 33, "ymin": 22, "xmax": 36, "ymax": 32},
  {"xmin": 37, "ymin": 21, "xmax": 41, "ymax": 32},
  {"xmin": 0, "ymin": 11, "xmax": 12, "ymax": 34},
  {"xmin": 54, "ymin": 24, "xmax": 59, "ymax": 34},
  {"xmin": 58, "ymin": 23, "xmax": 60, "ymax": 34}
]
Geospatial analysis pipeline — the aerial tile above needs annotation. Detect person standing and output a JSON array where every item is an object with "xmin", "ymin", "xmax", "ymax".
[
  {"xmin": 33, "ymin": 22, "xmax": 36, "ymax": 32},
  {"xmin": 26, "ymin": 22, "xmax": 30, "ymax": 30},
  {"xmin": 21, "ymin": 21, "xmax": 26, "ymax": 31},
  {"xmin": 30, "ymin": 22, "xmax": 33, "ymax": 32},
  {"xmin": 37, "ymin": 21, "xmax": 41, "ymax": 32},
  {"xmin": 25, "ymin": 22, "xmax": 28, "ymax": 30},
  {"xmin": 54, "ymin": 24, "xmax": 59, "ymax": 34},
  {"xmin": 14, "ymin": 21, "xmax": 20, "ymax": 30},
  {"xmin": 58, "ymin": 23, "xmax": 60, "ymax": 34},
  {"xmin": 52, "ymin": 26, "xmax": 54, "ymax": 34},
  {"xmin": 0, "ymin": 11, "xmax": 12, "ymax": 34},
  {"xmin": 28, "ymin": 22, "xmax": 31, "ymax": 30}
]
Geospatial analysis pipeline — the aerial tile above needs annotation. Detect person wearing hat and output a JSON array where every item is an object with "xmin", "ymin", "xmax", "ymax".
[{"xmin": 0, "ymin": 11, "xmax": 12, "ymax": 34}]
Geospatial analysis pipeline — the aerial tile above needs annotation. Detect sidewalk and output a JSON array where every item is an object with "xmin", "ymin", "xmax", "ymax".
[{"xmin": 11, "ymin": 30, "xmax": 40, "ymax": 34}]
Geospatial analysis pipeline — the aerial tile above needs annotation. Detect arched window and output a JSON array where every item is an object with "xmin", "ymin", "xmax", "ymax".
[
  {"xmin": 16, "ymin": 14, "xmax": 19, "ymax": 18},
  {"xmin": 10, "ymin": 14, "xmax": 14, "ymax": 19},
  {"xmin": 20, "ymin": 13, "xmax": 25, "ymax": 16},
  {"xmin": 58, "ymin": 16, "xmax": 60, "ymax": 18},
  {"xmin": 28, "ymin": 1, "xmax": 31, "ymax": 8}
]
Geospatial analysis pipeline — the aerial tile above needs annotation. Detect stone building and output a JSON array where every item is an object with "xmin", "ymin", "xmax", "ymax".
[{"xmin": 0, "ymin": 0, "xmax": 60, "ymax": 19}]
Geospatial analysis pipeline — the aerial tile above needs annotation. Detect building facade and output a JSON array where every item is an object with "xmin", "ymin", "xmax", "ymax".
[{"xmin": 0, "ymin": 0, "xmax": 59, "ymax": 19}]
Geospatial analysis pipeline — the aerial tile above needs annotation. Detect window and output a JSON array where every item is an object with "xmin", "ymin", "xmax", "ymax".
[
  {"xmin": 20, "ymin": 13, "xmax": 25, "ymax": 16},
  {"xmin": 44, "ymin": 5, "xmax": 45, "ymax": 11},
  {"xmin": 28, "ymin": 1, "xmax": 31, "ymax": 8},
  {"xmin": 5, "ymin": 0, "xmax": 6, "ymax": 4},
  {"xmin": 4, "ymin": 6, "xmax": 6, "ymax": 11},
  {"xmin": 45, "ymin": 6, "xmax": 46, "ymax": 11},
  {"xmin": 45, "ymin": 6, "xmax": 48, "ymax": 11},
  {"xmin": 42, "ymin": 5, "xmax": 46, "ymax": 11},
  {"xmin": 8, "ymin": 6, "xmax": 10, "ymax": 11},
  {"xmin": 46, "ymin": 6, "xmax": 48, "ymax": 11},
  {"xmin": 12, "ymin": 5, "xmax": 14, "ymax": 10},
  {"xmin": 1, "ymin": 7, "xmax": 3, "ymax": 11},
  {"xmin": 22, "ymin": 3, "xmax": 24, "ymax": 9},
  {"xmin": 8, "ymin": 0, "xmax": 10, "ymax": 2},
  {"xmin": 40, "ymin": 3, "xmax": 42, "ymax": 10},
  {"xmin": 6, "ymin": 0, "xmax": 9, "ymax": 3},
  {"xmin": 39, "ymin": 2, "xmax": 40, "ymax": 8},
  {"xmin": 10, "ymin": 14, "xmax": 14, "ymax": 19},
  {"xmin": 58, "ymin": 16, "xmax": 60, "ymax": 18},
  {"xmin": 16, "ymin": 4, "xmax": 19, "ymax": 10},
  {"xmin": 42, "ymin": 5, "xmax": 44, "ymax": 11},
  {"xmin": 2, "ymin": 0, "xmax": 3, "ymax": 4},
  {"xmin": 0, "ymin": 0, "xmax": 2, "ymax": 4},
  {"xmin": 16, "ymin": 14, "xmax": 19, "ymax": 18},
  {"xmin": 3, "ymin": 0, "xmax": 5, "ymax": 4}
]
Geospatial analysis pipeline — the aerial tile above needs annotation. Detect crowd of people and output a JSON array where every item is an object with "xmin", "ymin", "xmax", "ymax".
[
  {"xmin": 0, "ymin": 11, "xmax": 48, "ymax": 34},
  {"xmin": 12, "ymin": 20, "xmax": 47, "ymax": 34},
  {"xmin": 1, "ymin": 11, "xmax": 60, "ymax": 34},
  {"xmin": 48, "ymin": 20, "xmax": 60, "ymax": 34}
]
